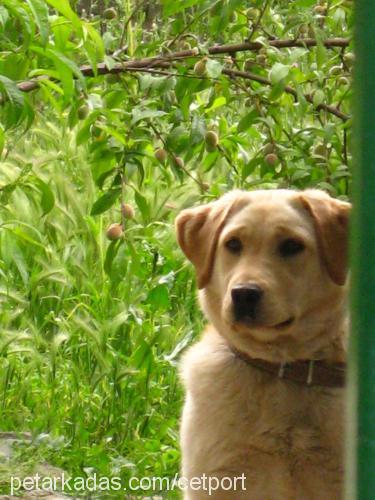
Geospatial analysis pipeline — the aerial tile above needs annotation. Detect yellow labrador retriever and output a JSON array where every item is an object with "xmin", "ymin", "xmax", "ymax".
[{"xmin": 176, "ymin": 189, "xmax": 350, "ymax": 500}]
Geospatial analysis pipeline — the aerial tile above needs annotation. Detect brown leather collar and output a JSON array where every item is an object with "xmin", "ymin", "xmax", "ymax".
[{"xmin": 231, "ymin": 347, "xmax": 346, "ymax": 388}]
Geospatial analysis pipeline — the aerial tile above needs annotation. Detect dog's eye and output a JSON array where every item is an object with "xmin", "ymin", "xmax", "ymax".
[
  {"xmin": 225, "ymin": 237, "xmax": 242, "ymax": 254},
  {"xmin": 279, "ymin": 238, "xmax": 305, "ymax": 257}
]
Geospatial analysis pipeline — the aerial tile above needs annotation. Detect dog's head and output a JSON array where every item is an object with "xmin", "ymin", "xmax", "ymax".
[{"xmin": 176, "ymin": 189, "xmax": 350, "ymax": 360}]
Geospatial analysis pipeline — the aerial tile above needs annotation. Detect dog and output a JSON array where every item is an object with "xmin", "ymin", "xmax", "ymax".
[{"xmin": 175, "ymin": 189, "xmax": 350, "ymax": 500}]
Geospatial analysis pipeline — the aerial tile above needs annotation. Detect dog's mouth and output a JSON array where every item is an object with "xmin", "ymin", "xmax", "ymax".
[
  {"xmin": 234, "ymin": 315, "xmax": 295, "ymax": 330},
  {"xmin": 273, "ymin": 316, "xmax": 295, "ymax": 330}
]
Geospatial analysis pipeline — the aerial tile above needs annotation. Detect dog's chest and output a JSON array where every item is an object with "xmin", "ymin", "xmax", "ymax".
[{"xmin": 220, "ymin": 362, "xmax": 344, "ymax": 460}]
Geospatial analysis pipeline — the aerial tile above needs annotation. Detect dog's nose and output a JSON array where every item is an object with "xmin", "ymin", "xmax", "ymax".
[{"xmin": 231, "ymin": 283, "xmax": 263, "ymax": 320}]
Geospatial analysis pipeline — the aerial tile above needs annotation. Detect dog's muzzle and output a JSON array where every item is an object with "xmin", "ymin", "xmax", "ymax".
[{"xmin": 231, "ymin": 283, "xmax": 263, "ymax": 322}]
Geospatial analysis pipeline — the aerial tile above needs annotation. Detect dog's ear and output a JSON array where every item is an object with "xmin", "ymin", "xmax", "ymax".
[
  {"xmin": 176, "ymin": 200, "xmax": 235, "ymax": 289},
  {"xmin": 300, "ymin": 192, "xmax": 351, "ymax": 286}
]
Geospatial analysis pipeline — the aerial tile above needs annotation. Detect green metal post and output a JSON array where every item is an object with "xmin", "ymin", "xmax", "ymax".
[{"xmin": 347, "ymin": 1, "xmax": 375, "ymax": 498}]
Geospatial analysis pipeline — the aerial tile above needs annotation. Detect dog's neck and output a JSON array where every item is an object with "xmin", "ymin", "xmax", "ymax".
[{"xmin": 229, "ymin": 344, "xmax": 346, "ymax": 388}]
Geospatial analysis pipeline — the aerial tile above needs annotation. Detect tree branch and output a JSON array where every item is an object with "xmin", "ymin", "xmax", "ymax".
[
  {"xmin": 11, "ymin": 37, "xmax": 350, "ymax": 122},
  {"xmin": 15, "ymin": 37, "xmax": 349, "ymax": 92}
]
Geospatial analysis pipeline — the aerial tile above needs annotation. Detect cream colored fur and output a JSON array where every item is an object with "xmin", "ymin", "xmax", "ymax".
[{"xmin": 176, "ymin": 189, "xmax": 350, "ymax": 500}]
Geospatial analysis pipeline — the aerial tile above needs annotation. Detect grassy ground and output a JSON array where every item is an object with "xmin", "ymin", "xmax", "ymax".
[{"xmin": 0, "ymin": 121, "xmax": 205, "ymax": 497}]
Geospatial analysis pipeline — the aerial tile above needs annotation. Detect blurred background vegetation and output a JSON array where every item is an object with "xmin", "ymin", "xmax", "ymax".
[{"xmin": 0, "ymin": 0, "xmax": 352, "ymax": 496}]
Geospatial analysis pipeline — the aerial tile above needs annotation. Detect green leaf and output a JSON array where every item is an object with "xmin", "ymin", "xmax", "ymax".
[
  {"xmin": 30, "ymin": 46, "xmax": 86, "ymax": 99},
  {"xmin": 0, "ymin": 6, "xmax": 9, "ymax": 28},
  {"xmin": 84, "ymin": 22, "xmax": 105, "ymax": 59},
  {"xmin": 294, "ymin": 0, "xmax": 315, "ymax": 5},
  {"xmin": 44, "ymin": 0, "xmax": 82, "ymax": 32},
  {"xmin": 3, "ymin": 1, "xmax": 34, "ymax": 47},
  {"xmin": 205, "ymin": 96, "xmax": 226, "ymax": 112},
  {"xmin": 313, "ymin": 89, "xmax": 325, "ymax": 108},
  {"xmin": 36, "ymin": 179, "xmax": 55, "ymax": 215},
  {"xmin": 206, "ymin": 59, "xmax": 223, "ymax": 78},
  {"xmin": 237, "ymin": 109, "xmax": 258, "ymax": 133},
  {"xmin": 269, "ymin": 63, "xmax": 290, "ymax": 85},
  {"xmin": 2, "ymin": 232, "xmax": 29, "ymax": 285},
  {"xmin": 316, "ymin": 41, "xmax": 326, "ymax": 69},
  {"xmin": 0, "ymin": 75, "xmax": 24, "ymax": 107},
  {"xmin": 90, "ymin": 189, "xmax": 121, "ymax": 216},
  {"xmin": 0, "ymin": 126, "xmax": 4, "ymax": 156},
  {"xmin": 146, "ymin": 284, "xmax": 170, "ymax": 311},
  {"xmin": 134, "ymin": 190, "xmax": 150, "ymax": 220},
  {"xmin": 0, "ymin": 76, "xmax": 34, "ymax": 130},
  {"xmin": 162, "ymin": 0, "xmax": 201, "ymax": 17},
  {"xmin": 104, "ymin": 240, "xmax": 121, "ymax": 275},
  {"xmin": 104, "ymin": 55, "xmax": 117, "ymax": 71},
  {"xmin": 47, "ymin": 48, "xmax": 85, "ymax": 86},
  {"xmin": 190, "ymin": 115, "xmax": 206, "ymax": 145},
  {"xmin": 131, "ymin": 108, "xmax": 167, "ymax": 125},
  {"xmin": 83, "ymin": 23, "xmax": 105, "ymax": 72},
  {"xmin": 25, "ymin": 0, "xmax": 49, "ymax": 46}
]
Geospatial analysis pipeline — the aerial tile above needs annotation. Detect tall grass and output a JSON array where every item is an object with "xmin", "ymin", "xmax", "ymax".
[{"xmin": 0, "ymin": 121, "xmax": 204, "ymax": 497}]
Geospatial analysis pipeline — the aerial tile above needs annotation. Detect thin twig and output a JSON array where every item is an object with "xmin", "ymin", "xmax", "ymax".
[
  {"xmin": 223, "ymin": 68, "xmax": 349, "ymax": 121},
  {"xmin": 247, "ymin": 0, "xmax": 270, "ymax": 41},
  {"xmin": 148, "ymin": 121, "xmax": 204, "ymax": 188},
  {"xmin": 167, "ymin": 2, "xmax": 218, "ymax": 49},
  {"xmin": 217, "ymin": 145, "xmax": 239, "ymax": 175},
  {"xmin": 119, "ymin": 0, "xmax": 147, "ymax": 50}
]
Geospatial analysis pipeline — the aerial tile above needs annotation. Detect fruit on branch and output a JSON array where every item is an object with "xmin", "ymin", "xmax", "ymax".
[
  {"xmin": 154, "ymin": 148, "xmax": 168, "ymax": 163},
  {"xmin": 256, "ymin": 54, "xmax": 266, "ymax": 65},
  {"xmin": 313, "ymin": 5, "xmax": 327, "ymax": 15},
  {"xmin": 313, "ymin": 144, "xmax": 328, "ymax": 158},
  {"xmin": 201, "ymin": 182, "xmax": 210, "ymax": 192},
  {"xmin": 106, "ymin": 223, "xmax": 123, "ymax": 241},
  {"xmin": 329, "ymin": 65, "xmax": 342, "ymax": 76},
  {"xmin": 338, "ymin": 76, "xmax": 349, "ymax": 86},
  {"xmin": 174, "ymin": 157, "xmax": 185, "ymax": 168},
  {"xmin": 194, "ymin": 58, "xmax": 207, "ymax": 77},
  {"xmin": 263, "ymin": 143, "xmax": 275, "ymax": 155},
  {"xmin": 246, "ymin": 8, "xmax": 259, "ymax": 20},
  {"xmin": 77, "ymin": 105, "xmax": 89, "ymax": 120},
  {"xmin": 205, "ymin": 131, "xmax": 219, "ymax": 152},
  {"xmin": 265, "ymin": 153, "xmax": 279, "ymax": 166},
  {"xmin": 121, "ymin": 203, "xmax": 135, "ymax": 219},
  {"xmin": 344, "ymin": 52, "xmax": 355, "ymax": 67},
  {"xmin": 104, "ymin": 8, "xmax": 117, "ymax": 20}
]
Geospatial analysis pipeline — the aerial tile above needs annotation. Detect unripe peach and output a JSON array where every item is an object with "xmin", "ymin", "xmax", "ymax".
[
  {"xmin": 154, "ymin": 148, "xmax": 168, "ymax": 163},
  {"xmin": 121, "ymin": 203, "xmax": 135, "ymax": 219},
  {"xmin": 205, "ymin": 131, "xmax": 219, "ymax": 152},
  {"xmin": 265, "ymin": 153, "xmax": 279, "ymax": 166},
  {"xmin": 174, "ymin": 156, "xmax": 185, "ymax": 168},
  {"xmin": 104, "ymin": 8, "xmax": 117, "ymax": 20},
  {"xmin": 194, "ymin": 59, "xmax": 207, "ymax": 77},
  {"xmin": 77, "ymin": 105, "xmax": 89, "ymax": 120},
  {"xmin": 106, "ymin": 223, "xmax": 123, "ymax": 241}
]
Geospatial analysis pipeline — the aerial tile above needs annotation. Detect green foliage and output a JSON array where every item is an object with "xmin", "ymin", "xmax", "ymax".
[
  {"xmin": 0, "ymin": 125, "xmax": 197, "ymax": 495},
  {"xmin": 0, "ymin": 0, "xmax": 353, "ymax": 495}
]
